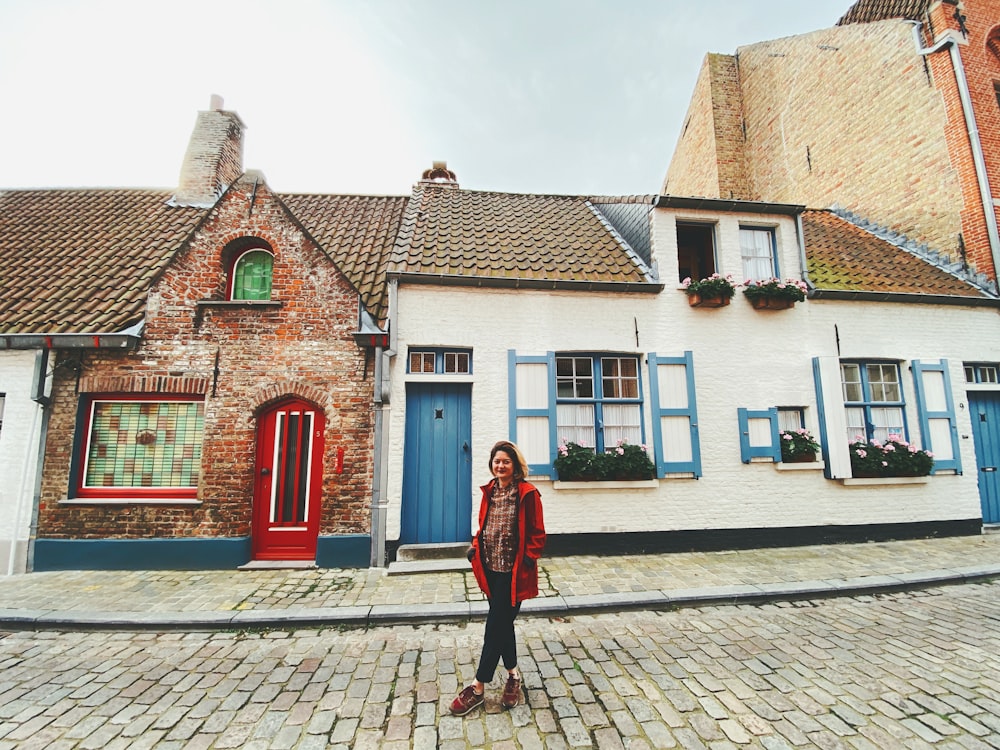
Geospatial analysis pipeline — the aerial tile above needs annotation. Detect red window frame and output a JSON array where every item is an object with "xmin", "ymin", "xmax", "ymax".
[{"xmin": 76, "ymin": 394, "xmax": 205, "ymax": 500}]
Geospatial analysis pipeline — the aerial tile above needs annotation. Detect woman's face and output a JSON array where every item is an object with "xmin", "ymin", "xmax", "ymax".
[{"xmin": 492, "ymin": 449, "xmax": 515, "ymax": 484}]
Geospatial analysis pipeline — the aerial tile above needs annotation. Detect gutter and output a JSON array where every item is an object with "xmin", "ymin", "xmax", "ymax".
[
  {"xmin": 389, "ymin": 271, "xmax": 664, "ymax": 294},
  {"xmin": 653, "ymin": 195, "xmax": 805, "ymax": 215},
  {"xmin": 0, "ymin": 333, "xmax": 140, "ymax": 351},
  {"xmin": 908, "ymin": 21, "xmax": 1000, "ymax": 283},
  {"xmin": 809, "ymin": 288, "xmax": 1000, "ymax": 307}
]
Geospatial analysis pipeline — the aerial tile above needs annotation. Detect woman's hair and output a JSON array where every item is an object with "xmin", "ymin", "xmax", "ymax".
[{"xmin": 489, "ymin": 440, "xmax": 527, "ymax": 480}]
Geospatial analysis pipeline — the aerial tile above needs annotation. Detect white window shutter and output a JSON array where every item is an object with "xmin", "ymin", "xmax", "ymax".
[
  {"xmin": 912, "ymin": 359, "xmax": 961, "ymax": 473},
  {"xmin": 648, "ymin": 351, "xmax": 702, "ymax": 477},
  {"xmin": 812, "ymin": 356, "xmax": 852, "ymax": 478}
]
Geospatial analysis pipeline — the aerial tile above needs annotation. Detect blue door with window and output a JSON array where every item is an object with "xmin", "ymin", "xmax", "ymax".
[
  {"xmin": 969, "ymin": 392, "xmax": 1000, "ymax": 524},
  {"xmin": 401, "ymin": 382, "xmax": 472, "ymax": 543}
]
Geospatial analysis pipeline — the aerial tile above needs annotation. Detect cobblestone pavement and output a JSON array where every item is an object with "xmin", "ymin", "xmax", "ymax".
[
  {"xmin": 2, "ymin": 534, "xmax": 999, "ymax": 616},
  {"xmin": 1, "ymin": 580, "xmax": 998, "ymax": 749}
]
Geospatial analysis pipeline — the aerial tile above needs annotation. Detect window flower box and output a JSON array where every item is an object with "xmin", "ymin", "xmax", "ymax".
[
  {"xmin": 554, "ymin": 440, "xmax": 656, "ymax": 481},
  {"xmin": 779, "ymin": 428, "xmax": 820, "ymax": 463},
  {"xmin": 682, "ymin": 274, "xmax": 737, "ymax": 308},
  {"xmin": 849, "ymin": 436, "xmax": 933, "ymax": 478},
  {"xmin": 743, "ymin": 278, "xmax": 807, "ymax": 310}
]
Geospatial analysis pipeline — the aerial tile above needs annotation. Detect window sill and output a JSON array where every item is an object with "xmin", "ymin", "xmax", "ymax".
[
  {"xmin": 838, "ymin": 476, "xmax": 930, "ymax": 487},
  {"xmin": 61, "ymin": 498, "xmax": 202, "ymax": 505},
  {"xmin": 553, "ymin": 479, "xmax": 659, "ymax": 490},
  {"xmin": 775, "ymin": 461, "xmax": 825, "ymax": 472},
  {"xmin": 196, "ymin": 299, "xmax": 282, "ymax": 309}
]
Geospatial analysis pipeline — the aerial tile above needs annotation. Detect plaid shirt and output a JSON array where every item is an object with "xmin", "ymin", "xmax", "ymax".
[{"xmin": 481, "ymin": 481, "xmax": 518, "ymax": 573}]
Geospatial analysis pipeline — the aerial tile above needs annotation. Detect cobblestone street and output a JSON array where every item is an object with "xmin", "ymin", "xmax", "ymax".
[{"xmin": 1, "ymin": 579, "xmax": 998, "ymax": 749}]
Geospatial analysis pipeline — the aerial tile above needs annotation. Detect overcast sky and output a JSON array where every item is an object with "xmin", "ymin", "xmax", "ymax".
[{"xmin": 1, "ymin": 0, "xmax": 850, "ymax": 197}]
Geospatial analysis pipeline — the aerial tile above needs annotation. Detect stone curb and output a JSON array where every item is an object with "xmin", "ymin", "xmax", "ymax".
[{"xmin": 1, "ymin": 566, "xmax": 997, "ymax": 632}]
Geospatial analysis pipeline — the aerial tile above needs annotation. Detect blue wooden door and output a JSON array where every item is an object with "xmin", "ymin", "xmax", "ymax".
[
  {"xmin": 401, "ymin": 382, "xmax": 472, "ymax": 543},
  {"xmin": 969, "ymin": 392, "xmax": 1000, "ymax": 524}
]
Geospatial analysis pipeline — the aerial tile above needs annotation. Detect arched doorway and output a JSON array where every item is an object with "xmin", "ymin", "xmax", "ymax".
[{"xmin": 251, "ymin": 397, "xmax": 325, "ymax": 560}]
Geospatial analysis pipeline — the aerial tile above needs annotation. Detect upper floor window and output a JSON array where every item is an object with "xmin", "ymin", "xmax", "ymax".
[
  {"xmin": 408, "ymin": 348, "xmax": 471, "ymax": 374},
  {"xmin": 965, "ymin": 362, "xmax": 999, "ymax": 384},
  {"xmin": 740, "ymin": 227, "xmax": 777, "ymax": 281},
  {"xmin": 841, "ymin": 362, "xmax": 905, "ymax": 444},
  {"xmin": 230, "ymin": 249, "xmax": 274, "ymax": 300},
  {"xmin": 676, "ymin": 222, "xmax": 716, "ymax": 283},
  {"xmin": 77, "ymin": 395, "xmax": 205, "ymax": 499},
  {"xmin": 556, "ymin": 354, "xmax": 641, "ymax": 451}
]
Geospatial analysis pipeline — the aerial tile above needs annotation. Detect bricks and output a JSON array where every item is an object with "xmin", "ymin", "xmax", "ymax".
[
  {"xmin": 666, "ymin": 5, "xmax": 1000, "ymax": 282},
  {"xmin": 36, "ymin": 174, "xmax": 374, "ymax": 543}
]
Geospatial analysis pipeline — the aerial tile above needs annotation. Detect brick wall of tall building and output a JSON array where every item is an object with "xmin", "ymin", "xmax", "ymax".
[
  {"xmin": 36, "ymin": 178, "xmax": 374, "ymax": 540},
  {"xmin": 737, "ymin": 21, "xmax": 963, "ymax": 257},
  {"xmin": 663, "ymin": 54, "xmax": 723, "ymax": 197}
]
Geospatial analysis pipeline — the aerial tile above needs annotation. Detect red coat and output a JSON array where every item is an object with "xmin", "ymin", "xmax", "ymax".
[{"xmin": 470, "ymin": 479, "xmax": 546, "ymax": 606}]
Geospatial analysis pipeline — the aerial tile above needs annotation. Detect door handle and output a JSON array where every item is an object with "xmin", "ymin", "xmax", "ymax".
[
  {"xmin": 982, "ymin": 467, "xmax": 997, "ymax": 472},
  {"xmin": 462, "ymin": 442, "xmax": 469, "ymax": 452},
  {"xmin": 261, "ymin": 467, "xmax": 271, "ymax": 476}
]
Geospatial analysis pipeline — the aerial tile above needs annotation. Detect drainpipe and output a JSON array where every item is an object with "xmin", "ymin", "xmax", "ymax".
[
  {"xmin": 909, "ymin": 21, "xmax": 1000, "ymax": 282},
  {"xmin": 370, "ymin": 345, "xmax": 388, "ymax": 568},
  {"xmin": 368, "ymin": 279, "xmax": 398, "ymax": 568},
  {"xmin": 795, "ymin": 212, "xmax": 811, "ymax": 291}
]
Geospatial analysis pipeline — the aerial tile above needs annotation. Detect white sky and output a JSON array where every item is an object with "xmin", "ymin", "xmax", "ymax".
[{"xmin": 0, "ymin": 0, "xmax": 849, "ymax": 197}]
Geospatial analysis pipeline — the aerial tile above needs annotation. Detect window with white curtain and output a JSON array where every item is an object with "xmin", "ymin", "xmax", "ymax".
[
  {"xmin": 556, "ymin": 354, "xmax": 642, "ymax": 451},
  {"xmin": 841, "ymin": 362, "xmax": 906, "ymax": 443},
  {"xmin": 739, "ymin": 226, "xmax": 777, "ymax": 281}
]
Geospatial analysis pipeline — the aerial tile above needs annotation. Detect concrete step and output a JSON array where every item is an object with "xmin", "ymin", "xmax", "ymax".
[
  {"xmin": 388, "ymin": 543, "xmax": 471, "ymax": 576},
  {"xmin": 238, "ymin": 560, "xmax": 317, "ymax": 570},
  {"xmin": 395, "ymin": 542, "xmax": 470, "ymax": 562}
]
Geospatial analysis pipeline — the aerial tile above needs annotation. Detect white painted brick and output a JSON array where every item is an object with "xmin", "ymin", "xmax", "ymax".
[
  {"xmin": 0, "ymin": 350, "xmax": 43, "ymax": 573},
  {"xmin": 384, "ymin": 209, "xmax": 995, "ymax": 541}
]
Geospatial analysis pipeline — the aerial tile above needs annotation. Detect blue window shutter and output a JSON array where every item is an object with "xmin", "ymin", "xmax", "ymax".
[
  {"xmin": 738, "ymin": 407, "xmax": 780, "ymax": 463},
  {"xmin": 912, "ymin": 359, "xmax": 962, "ymax": 474},
  {"xmin": 647, "ymin": 351, "xmax": 702, "ymax": 477},
  {"xmin": 508, "ymin": 350, "xmax": 556, "ymax": 475}
]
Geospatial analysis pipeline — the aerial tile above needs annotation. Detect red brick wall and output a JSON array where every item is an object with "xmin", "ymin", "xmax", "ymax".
[
  {"xmin": 926, "ymin": 0, "xmax": 1000, "ymax": 277},
  {"xmin": 37, "ymin": 177, "xmax": 374, "ymax": 540}
]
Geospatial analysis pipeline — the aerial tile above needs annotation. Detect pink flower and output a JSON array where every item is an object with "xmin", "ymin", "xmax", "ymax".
[{"xmin": 616, "ymin": 447, "xmax": 625, "ymax": 456}]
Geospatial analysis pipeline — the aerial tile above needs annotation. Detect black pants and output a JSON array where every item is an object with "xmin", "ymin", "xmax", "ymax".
[{"xmin": 475, "ymin": 568, "xmax": 522, "ymax": 683}]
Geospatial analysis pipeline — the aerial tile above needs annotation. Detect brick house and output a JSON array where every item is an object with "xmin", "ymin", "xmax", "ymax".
[
  {"xmin": 1, "ymin": 100, "xmax": 405, "ymax": 570},
  {"xmin": 665, "ymin": 0, "xmax": 1000, "ymax": 288}
]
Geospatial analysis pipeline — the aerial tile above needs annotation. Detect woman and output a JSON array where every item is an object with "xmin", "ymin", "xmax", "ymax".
[{"xmin": 450, "ymin": 440, "xmax": 546, "ymax": 714}]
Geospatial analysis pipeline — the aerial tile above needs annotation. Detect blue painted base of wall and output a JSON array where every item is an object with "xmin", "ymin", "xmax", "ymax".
[{"xmin": 33, "ymin": 535, "xmax": 372, "ymax": 571}]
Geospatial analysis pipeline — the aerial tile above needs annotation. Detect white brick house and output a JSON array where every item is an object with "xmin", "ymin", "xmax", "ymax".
[{"xmin": 380, "ymin": 180, "xmax": 1000, "ymax": 559}]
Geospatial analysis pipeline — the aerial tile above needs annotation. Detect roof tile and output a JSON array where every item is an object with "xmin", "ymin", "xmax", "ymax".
[{"xmin": 803, "ymin": 210, "xmax": 988, "ymax": 298}]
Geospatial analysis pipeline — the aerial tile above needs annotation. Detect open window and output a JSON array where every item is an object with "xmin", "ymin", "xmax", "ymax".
[{"xmin": 676, "ymin": 223, "xmax": 716, "ymax": 282}]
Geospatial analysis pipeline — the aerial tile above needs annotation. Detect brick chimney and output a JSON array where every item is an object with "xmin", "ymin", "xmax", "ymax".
[
  {"xmin": 172, "ymin": 95, "xmax": 246, "ymax": 207},
  {"xmin": 417, "ymin": 161, "xmax": 459, "ymax": 188}
]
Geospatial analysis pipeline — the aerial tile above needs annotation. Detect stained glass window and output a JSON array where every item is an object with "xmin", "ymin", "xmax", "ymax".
[{"xmin": 82, "ymin": 399, "xmax": 204, "ymax": 492}]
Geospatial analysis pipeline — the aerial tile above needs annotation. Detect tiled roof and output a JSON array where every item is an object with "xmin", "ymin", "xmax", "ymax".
[
  {"xmin": 0, "ymin": 189, "xmax": 206, "ymax": 334},
  {"xmin": 837, "ymin": 0, "xmax": 929, "ymax": 25},
  {"xmin": 391, "ymin": 187, "xmax": 653, "ymax": 285},
  {"xmin": 803, "ymin": 209, "xmax": 990, "ymax": 298},
  {"xmin": 278, "ymin": 193, "xmax": 409, "ymax": 323}
]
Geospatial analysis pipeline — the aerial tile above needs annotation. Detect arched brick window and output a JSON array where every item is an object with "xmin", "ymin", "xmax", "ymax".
[
  {"xmin": 230, "ymin": 249, "xmax": 274, "ymax": 300},
  {"xmin": 223, "ymin": 237, "xmax": 275, "ymax": 300}
]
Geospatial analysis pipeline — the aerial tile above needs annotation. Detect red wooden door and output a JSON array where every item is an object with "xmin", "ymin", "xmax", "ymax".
[{"xmin": 252, "ymin": 398, "xmax": 325, "ymax": 560}]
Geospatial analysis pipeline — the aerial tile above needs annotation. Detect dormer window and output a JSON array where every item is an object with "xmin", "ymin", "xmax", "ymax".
[{"xmin": 229, "ymin": 248, "xmax": 273, "ymax": 300}]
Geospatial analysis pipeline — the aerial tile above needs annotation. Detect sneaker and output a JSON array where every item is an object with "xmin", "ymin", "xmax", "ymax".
[
  {"xmin": 501, "ymin": 673, "xmax": 522, "ymax": 709},
  {"xmin": 450, "ymin": 685, "xmax": 484, "ymax": 715}
]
